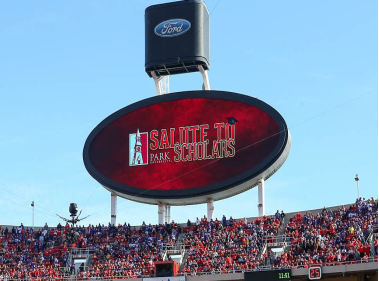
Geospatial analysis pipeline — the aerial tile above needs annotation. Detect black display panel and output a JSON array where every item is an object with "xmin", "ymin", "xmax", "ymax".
[
  {"xmin": 245, "ymin": 269, "xmax": 291, "ymax": 281},
  {"xmin": 156, "ymin": 263, "xmax": 173, "ymax": 277},
  {"xmin": 145, "ymin": 0, "xmax": 210, "ymax": 76}
]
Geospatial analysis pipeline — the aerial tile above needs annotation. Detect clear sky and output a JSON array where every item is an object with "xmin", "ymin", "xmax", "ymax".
[{"xmin": 0, "ymin": 0, "xmax": 377, "ymax": 227}]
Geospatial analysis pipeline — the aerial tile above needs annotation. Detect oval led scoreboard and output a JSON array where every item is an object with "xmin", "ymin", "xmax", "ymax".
[{"xmin": 83, "ymin": 91, "xmax": 291, "ymax": 205}]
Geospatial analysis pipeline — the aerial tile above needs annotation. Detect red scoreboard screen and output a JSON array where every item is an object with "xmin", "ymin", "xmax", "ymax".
[{"xmin": 83, "ymin": 91, "xmax": 291, "ymax": 204}]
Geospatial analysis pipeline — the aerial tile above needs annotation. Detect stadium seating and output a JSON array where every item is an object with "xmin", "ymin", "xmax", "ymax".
[
  {"xmin": 0, "ymin": 198, "xmax": 377, "ymax": 280},
  {"xmin": 78, "ymin": 223, "xmax": 179, "ymax": 279},
  {"xmin": 275, "ymin": 197, "xmax": 378, "ymax": 268},
  {"xmin": 181, "ymin": 215, "xmax": 281, "ymax": 274}
]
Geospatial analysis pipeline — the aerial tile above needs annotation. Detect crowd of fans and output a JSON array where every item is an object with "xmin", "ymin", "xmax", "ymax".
[
  {"xmin": 0, "ymin": 198, "xmax": 377, "ymax": 280},
  {"xmin": 0, "ymin": 223, "xmax": 72, "ymax": 280},
  {"xmin": 270, "ymin": 197, "xmax": 378, "ymax": 268},
  {"xmin": 77, "ymin": 222, "xmax": 179, "ymax": 279},
  {"xmin": 181, "ymin": 214, "xmax": 282, "ymax": 274},
  {"xmin": 0, "ymin": 222, "xmax": 179, "ymax": 280}
]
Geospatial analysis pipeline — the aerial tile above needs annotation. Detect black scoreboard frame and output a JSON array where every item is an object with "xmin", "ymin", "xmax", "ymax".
[
  {"xmin": 308, "ymin": 266, "xmax": 322, "ymax": 280},
  {"xmin": 244, "ymin": 269, "xmax": 291, "ymax": 281}
]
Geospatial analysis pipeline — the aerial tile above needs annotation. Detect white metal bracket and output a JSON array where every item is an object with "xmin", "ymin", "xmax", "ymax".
[
  {"xmin": 198, "ymin": 65, "xmax": 210, "ymax": 90},
  {"xmin": 151, "ymin": 71, "xmax": 169, "ymax": 96},
  {"xmin": 151, "ymin": 67, "xmax": 209, "ymax": 94}
]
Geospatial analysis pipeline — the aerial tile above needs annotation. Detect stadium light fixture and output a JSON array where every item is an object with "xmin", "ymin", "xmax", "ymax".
[
  {"xmin": 355, "ymin": 174, "xmax": 359, "ymax": 199},
  {"xmin": 31, "ymin": 201, "xmax": 34, "ymax": 231}
]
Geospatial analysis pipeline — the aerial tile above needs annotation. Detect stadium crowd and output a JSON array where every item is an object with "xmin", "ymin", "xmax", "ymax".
[
  {"xmin": 77, "ymin": 222, "xmax": 179, "ymax": 279},
  {"xmin": 0, "ymin": 222, "xmax": 178, "ymax": 280},
  {"xmin": 181, "ymin": 214, "xmax": 282, "ymax": 274},
  {"xmin": 0, "ymin": 223, "xmax": 70, "ymax": 280},
  {"xmin": 0, "ymin": 198, "xmax": 377, "ymax": 280},
  {"xmin": 270, "ymin": 197, "xmax": 378, "ymax": 268}
]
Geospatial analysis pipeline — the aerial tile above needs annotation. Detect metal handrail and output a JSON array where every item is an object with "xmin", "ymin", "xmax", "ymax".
[
  {"xmin": 178, "ymin": 257, "xmax": 378, "ymax": 276},
  {"xmin": 0, "ymin": 258, "xmax": 377, "ymax": 280},
  {"xmin": 165, "ymin": 243, "xmax": 185, "ymax": 253},
  {"xmin": 0, "ymin": 277, "xmax": 151, "ymax": 281},
  {"xmin": 365, "ymin": 228, "xmax": 374, "ymax": 245},
  {"xmin": 69, "ymin": 248, "xmax": 94, "ymax": 256},
  {"xmin": 265, "ymin": 234, "xmax": 290, "ymax": 245},
  {"xmin": 163, "ymin": 243, "xmax": 186, "ymax": 264}
]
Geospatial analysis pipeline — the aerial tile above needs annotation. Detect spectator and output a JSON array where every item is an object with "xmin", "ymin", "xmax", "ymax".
[
  {"xmin": 222, "ymin": 215, "xmax": 227, "ymax": 227},
  {"xmin": 281, "ymin": 211, "xmax": 285, "ymax": 220}
]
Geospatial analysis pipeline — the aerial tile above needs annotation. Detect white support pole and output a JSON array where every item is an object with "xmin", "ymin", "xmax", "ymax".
[
  {"xmin": 258, "ymin": 178, "xmax": 265, "ymax": 217},
  {"xmin": 164, "ymin": 204, "xmax": 167, "ymax": 224},
  {"xmin": 207, "ymin": 199, "xmax": 214, "ymax": 221},
  {"xmin": 164, "ymin": 205, "xmax": 167, "ymax": 224},
  {"xmin": 167, "ymin": 205, "xmax": 171, "ymax": 223},
  {"xmin": 111, "ymin": 192, "xmax": 117, "ymax": 226},
  {"xmin": 151, "ymin": 71, "xmax": 163, "ymax": 95},
  {"xmin": 158, "ymin": 203, "xmax": 164, "ymax": 225},
  {"xmin": 198, "ymin": 65, "xmax": 210, "ymax": 90},
  {"xmin": 161, "ymin": 76, "xmax": 170, "ymax": 94},
  {"xmin": 151, "ymin": 72, "xmax": 171, "ymax": 95}
]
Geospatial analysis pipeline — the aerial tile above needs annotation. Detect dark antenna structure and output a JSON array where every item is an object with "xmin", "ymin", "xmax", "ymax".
[{"xmin": 56, "ymin": 203, "xmax": 89, "ymax": 226}]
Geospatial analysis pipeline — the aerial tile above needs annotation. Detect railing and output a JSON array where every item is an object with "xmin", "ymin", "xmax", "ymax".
[
  {"xmin": 58, "ymin": 266, "xmax": 72, "ymax": 276},
  {"xmin": 373, "ymin": 225, "xmax": 378, "ymax": 233},
  {"xmin": 257, "ymin": 240, "xmax": 267, "ymax": 260},
  {"xmin": 69, "ymin": 248, "xmax": 93, "ymax": 257},
  {"xmin": 365, "ymin": 228, "xmax": 374, "ymax": 246},
  {"xmin": 163, "ymin": 243, "xmax": 186, "ymax": 264},
  {"xmin": 265, "ymin": 234, "xmax": 289, "ymax": 247},
  {"xmin": 165, "ymin": 243, "xmax": 185, "ymax": 255},
  {"xmin": 0, "ymin": 258, "xmax": 377, "ymax": 280},
  {"xmin": 0, "ymin": 276, "xmax": 151, "ymax": 281},
  {"xmin": 178, "ymin": 257, "xmax": 378, "ymax": 276},
  {"xmin": 64, "ymin": 248, "xmax": 94, "ymax": 277}
]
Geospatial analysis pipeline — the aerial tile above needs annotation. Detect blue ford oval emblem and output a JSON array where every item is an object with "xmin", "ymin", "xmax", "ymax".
[{"xmin": 154, "ymin": 19, "xmax": 191, "ymax": 37}]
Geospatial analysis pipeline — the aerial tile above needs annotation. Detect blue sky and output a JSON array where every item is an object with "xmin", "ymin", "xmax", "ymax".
[{"xmin": 0, "ymin": 0, "xmax": 377, "ymax": 227}]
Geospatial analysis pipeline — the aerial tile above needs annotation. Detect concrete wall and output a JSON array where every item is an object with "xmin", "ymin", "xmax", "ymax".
[
  {"xmin": 73, "ymin": 261, "xmax": 377, "ymax": 281},
  {"xmin": 186, "ymin": 273, "xmax": 244, "ymax": 281},
  {"xmin": 292, "ymin": 261, "xmax": 378, "ymax": 276}
]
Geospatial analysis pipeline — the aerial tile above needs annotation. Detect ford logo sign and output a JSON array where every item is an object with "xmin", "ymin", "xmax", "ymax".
[{"xmin": 154, "ymin": 19, "xmax": 191, "ymax": 37}]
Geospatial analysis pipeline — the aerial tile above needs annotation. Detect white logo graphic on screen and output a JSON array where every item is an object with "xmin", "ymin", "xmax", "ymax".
[{"xmin": 129, "ymin": 129, "xmax": 148, "ymax": 166}]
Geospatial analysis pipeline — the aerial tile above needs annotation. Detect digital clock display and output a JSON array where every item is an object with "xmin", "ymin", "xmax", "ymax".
[
  {"xmin": 245, "ymin": 269, "xmax": 291, "ymax": 281},
  {"xmin": 308, "ymin": 267, "xmax": 322, "ymax": 280},
  {"xmin": 279, "ymin": 272, "xmax": 291, "ymax": 279}
]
